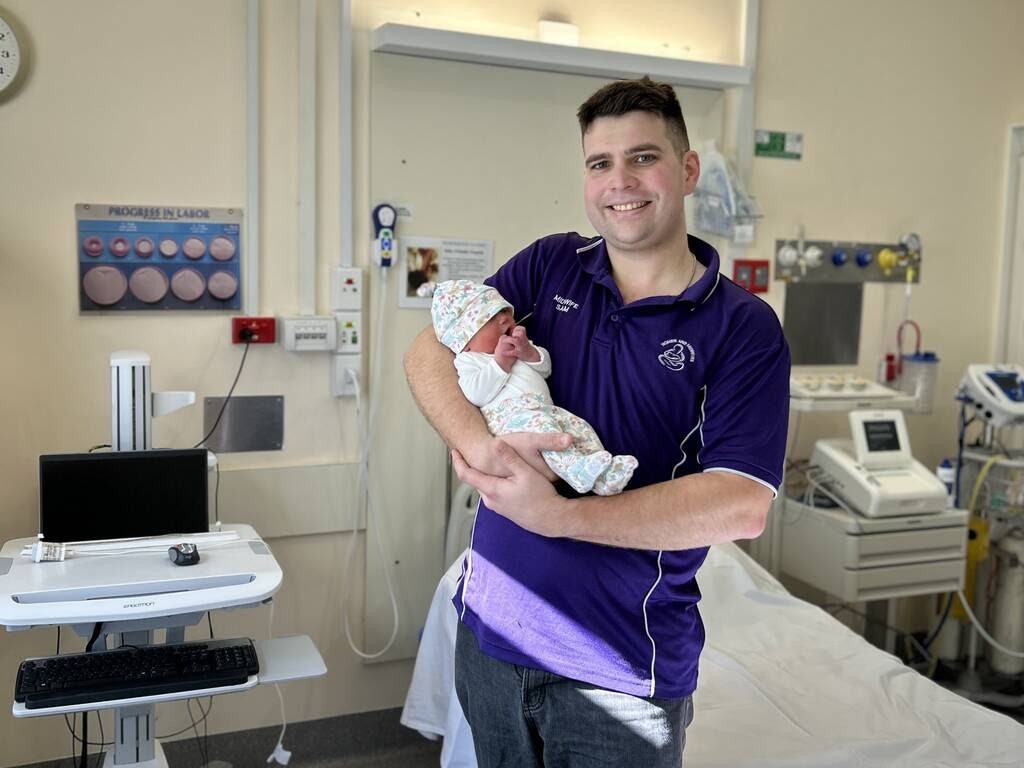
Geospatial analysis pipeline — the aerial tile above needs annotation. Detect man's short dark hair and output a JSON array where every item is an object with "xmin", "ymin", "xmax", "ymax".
[{"xmin": 576, "ymin": 76, "xmax": 690, "ymax": 156}]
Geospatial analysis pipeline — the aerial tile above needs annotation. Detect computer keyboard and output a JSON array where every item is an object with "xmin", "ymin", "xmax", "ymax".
[{"xmin": 15, "ymin": 637, "xmax": 259, "ymax": 710}]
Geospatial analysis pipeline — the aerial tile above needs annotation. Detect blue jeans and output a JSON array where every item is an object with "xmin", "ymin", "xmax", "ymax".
[{"xmin": 455, "ymin": 622, "xmax": 694, "ymax": 768}]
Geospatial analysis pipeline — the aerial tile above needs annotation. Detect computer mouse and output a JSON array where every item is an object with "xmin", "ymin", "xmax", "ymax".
[{"xmin": 168, "ymin": 543, "xmax": 200, "ymax": 566}]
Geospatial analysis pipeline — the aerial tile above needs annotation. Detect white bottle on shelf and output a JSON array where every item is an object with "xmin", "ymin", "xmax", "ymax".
[{"xmin": 936, "ymin": 458, "xmax": 956, "ymax": 508}]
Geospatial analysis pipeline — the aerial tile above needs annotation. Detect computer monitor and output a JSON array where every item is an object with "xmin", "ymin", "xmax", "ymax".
[
  {"xmin": 39, "ymin": 449, "xmax": 209, "ymax": 542},
  {"xmin": 782, "ymin": 282, "xmax": 863, "ymax": 366}
]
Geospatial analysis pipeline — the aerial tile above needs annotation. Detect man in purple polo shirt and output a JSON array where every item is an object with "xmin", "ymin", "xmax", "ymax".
[{"xmin": 405, "ymin": 77, "xmax": 790, "ymax": 766}]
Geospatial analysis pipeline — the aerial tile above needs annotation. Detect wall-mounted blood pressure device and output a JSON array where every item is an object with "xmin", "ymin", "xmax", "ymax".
[
  {"xmin": 958, "ymin": 364, "xmax": 1024, "ymax": 427},
  {"xmin": 372, "ymin": 203, "xmax": 397, "ymax": 267}
]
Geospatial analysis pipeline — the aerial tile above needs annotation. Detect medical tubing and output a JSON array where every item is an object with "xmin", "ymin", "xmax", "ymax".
[
  {"xmin": 341, "ymin": 368, "xmax": 399, "ymax": 658},
  {"xmin": 896, "ymin": 319, "xmax": 921, "ymax": 356},
  {"xmin": 966, "ymin": 453, "xmax": 1007, "ymax": 513},
  {"xmin": 340, "ymin": 267, "xmax": 399, "ymax": 660},
  {"xmin": 901, "ymin": 280, "xmax": 914, "ymax": 325},
  {"xmin": 946, "ymin": 452, "xmax": 1020, "ymax": 660},
  {"xmin": 804, "ymin": 469, "xmax": 854, "ymax": 514},
  {"xmin": 955, "ymin": 589, "xmax": 1024, "ymax": 658},
  {"xmin": 366, "ymin": 263, "xmax": 390, "ymax": 458}
]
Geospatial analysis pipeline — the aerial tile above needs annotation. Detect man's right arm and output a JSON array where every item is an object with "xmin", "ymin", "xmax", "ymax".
[
  {"xmin": 404, "ymin": 327, "xmax": 493, "ymax": 464},
  {"xmin": 403, "ymin": 326, "xmax": 570, "ymax": 477}
]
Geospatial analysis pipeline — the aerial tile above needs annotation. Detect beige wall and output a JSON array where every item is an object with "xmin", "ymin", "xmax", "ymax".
[
  {"xmin": 0, "ymin": 0, "xmax": 1022, "ymax": 765},
  {"xmin": 756, "ymin": 0, "xmax": 1024, "ymax": 463}
]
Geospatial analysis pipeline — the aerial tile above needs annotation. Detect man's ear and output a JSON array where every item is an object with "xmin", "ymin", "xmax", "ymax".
[{"xmin": 682, "ymin": 150, "xmax": 701, "ymax": 194}]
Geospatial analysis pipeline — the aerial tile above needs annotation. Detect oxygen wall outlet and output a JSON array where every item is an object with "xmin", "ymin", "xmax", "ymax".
[
  {"xmin": 331, "ymin": 353, "xmax": 361, "ymax": 397},
  {"xmin": 335, "ymin": 311, "xmax": 362, "ymax": 354}
]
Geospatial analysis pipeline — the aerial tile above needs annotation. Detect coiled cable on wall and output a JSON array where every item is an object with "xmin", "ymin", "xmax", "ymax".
[{"xmin": 339, "ymin": 266, "xmax": 399, "ymax": 659}]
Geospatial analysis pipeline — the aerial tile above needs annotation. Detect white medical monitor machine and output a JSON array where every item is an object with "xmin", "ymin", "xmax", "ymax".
[
  {"xmin": 959, "ymin": 363, "xmax": 1024, "ymax": 427},
  {"xmin": 810, "ymin": 410, "xmax": 947, "ymax": 517}
]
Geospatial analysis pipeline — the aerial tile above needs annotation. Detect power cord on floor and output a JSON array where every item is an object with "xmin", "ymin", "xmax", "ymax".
[{"xmin": 266, "ymin": 599, "xmax": 292, "ymax": 765}]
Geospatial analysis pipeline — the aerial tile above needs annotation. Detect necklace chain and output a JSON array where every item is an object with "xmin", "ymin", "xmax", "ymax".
[{"xmin": 683, "ymin": 253, "xmax": 699, "ymax": 291}]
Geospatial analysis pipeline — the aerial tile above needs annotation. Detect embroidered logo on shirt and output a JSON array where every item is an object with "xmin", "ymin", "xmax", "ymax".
[
  {"xmin": 552, "ymin": 294, "xmax": 580, "ymax": 313},
  {"xmin": 659, "ymin": 339, "xmax": 695, "ymax": 371}
]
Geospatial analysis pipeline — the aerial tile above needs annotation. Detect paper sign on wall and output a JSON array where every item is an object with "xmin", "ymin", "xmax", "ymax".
[{"xmin": 399, "ymin": 236, "xmax": 493, "ymax": 308}]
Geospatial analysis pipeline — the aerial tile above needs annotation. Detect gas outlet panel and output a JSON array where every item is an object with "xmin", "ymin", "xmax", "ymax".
[{"xmin": 775, "ymin": 236, "xmax": 921, "ymax": 284}]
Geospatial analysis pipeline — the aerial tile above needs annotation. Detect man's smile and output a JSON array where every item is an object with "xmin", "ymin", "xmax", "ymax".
[{"xmin": 608, "ymin": 201, "xmax": 651, "ymax": 212}]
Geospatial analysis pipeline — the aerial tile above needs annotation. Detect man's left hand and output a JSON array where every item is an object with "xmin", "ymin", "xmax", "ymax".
[{"xmin": 452, "ymin": 440, "xmax": 565, "ymax": 537}]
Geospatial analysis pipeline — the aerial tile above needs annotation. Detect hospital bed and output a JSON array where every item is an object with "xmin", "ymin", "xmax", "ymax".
[{"xmin": 402, "ymin": 541, "xmax": 1024, "ymax": 767}]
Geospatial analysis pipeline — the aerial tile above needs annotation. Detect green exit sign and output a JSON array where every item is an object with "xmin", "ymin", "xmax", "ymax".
[{"xmin": 755, "ymin": 130, "xmax": 803, "ymax": 160}]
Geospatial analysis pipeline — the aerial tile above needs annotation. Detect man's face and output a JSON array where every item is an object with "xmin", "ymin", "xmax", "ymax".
[{"xmin": 582, "ymin": 111, "xmax": 699, "ymax": 258}]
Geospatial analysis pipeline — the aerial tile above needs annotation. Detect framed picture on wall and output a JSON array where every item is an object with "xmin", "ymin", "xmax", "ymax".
[{"xmin": 398, "ymin": 236, "xmax": 493, "ymax": 309}]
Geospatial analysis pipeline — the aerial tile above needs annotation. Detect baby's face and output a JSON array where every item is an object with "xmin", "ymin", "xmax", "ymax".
[{"xmin": 465, "ymin": 308, "xmax": 514, "ymax": 353}]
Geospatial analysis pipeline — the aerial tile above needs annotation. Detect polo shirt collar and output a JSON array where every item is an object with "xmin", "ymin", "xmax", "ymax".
[{"xmin": 576, "ymin": 234, "xmax": 721, "ymax": 307}]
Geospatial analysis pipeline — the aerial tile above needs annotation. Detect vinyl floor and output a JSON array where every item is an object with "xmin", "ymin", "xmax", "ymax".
[{"xmin": 18, "ymin": 708, "xmax": 442, "ymax": 768}]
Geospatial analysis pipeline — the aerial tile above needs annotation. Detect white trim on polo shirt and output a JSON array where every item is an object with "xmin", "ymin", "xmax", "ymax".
[
  {"xmin": 671, "ymin": 385, "xmax": 707, "ymax": 479},
  {"xmin": 700, "ymin": 272, "xmax": 721, "ymax": 304},
  {"xmin": 703, "ymin": 466, "xmax": 780, "ymax": 498},
  {"xmin": 641, "ymin": 550, "xmax": 665, "ymax": 698},
  {"xmin": 457, "ymin": 510, "xmax": 481, "ymax": 621}
]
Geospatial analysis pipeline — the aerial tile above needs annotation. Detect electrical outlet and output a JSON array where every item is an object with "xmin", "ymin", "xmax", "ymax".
[
  {"xmin": 331, "ymin": 353, "xmax": 361, "ymax": 397},
  {"xmin": 331, "ymin": 267, "xmax": 363, "ymax": 311},
  {"xmin": 335, "ymin": 311, "xmax": 362, "ymax": 354},
  {"xmin": 231, "ymin": 317, "xmax": 276, "ymax": 344}
]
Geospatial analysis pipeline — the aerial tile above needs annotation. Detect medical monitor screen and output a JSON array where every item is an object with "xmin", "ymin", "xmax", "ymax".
[
  {"xmin": 782, "ymin": 283, "xmax": 862, "ymax": 366},
  {"xmin": 863, "ymin": 421, "xmax": 901, "ymax": 453},
  {"xmin": 986, "ymin": 371, "xmax": 1024, "ymax": 401},
  {"xmin": 39, "ymin": 449, "xmax": 208, "ymax": 542}
]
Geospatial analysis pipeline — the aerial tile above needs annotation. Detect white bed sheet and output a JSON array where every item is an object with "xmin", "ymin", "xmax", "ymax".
[{"xmin": 402, "ymin": 543, "xmax": 1024, "ymax": 767}]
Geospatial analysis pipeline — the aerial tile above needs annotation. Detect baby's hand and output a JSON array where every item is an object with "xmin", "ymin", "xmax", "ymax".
[
  {"xmin": 494, "ymin": 335, "xmax": 518, "ymax": 372},
  {"xmin": 510, "ymin": 326, "xmax": 541, "ymax": 363}
]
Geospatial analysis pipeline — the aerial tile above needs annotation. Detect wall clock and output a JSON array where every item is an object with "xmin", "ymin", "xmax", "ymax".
[{"xmin": 0, "ymin": 12, "xmax": 26, "ymax": 100}]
